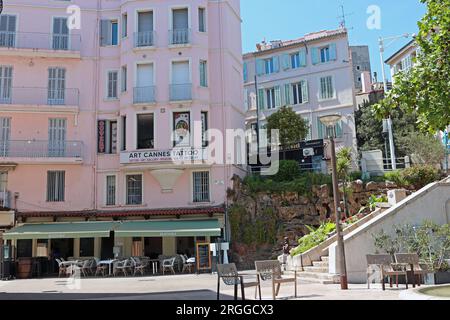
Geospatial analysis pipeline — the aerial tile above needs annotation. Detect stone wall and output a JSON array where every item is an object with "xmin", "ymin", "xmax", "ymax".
[{"xmin": 227, "ymin": 176, "xmax": 410, "ymax": 268}]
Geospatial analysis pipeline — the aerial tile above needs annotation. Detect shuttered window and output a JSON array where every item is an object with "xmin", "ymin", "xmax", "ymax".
[
  {"xmin": 52, "ymin": 17, "xmax": 69, "ymax": 50},
  {"xmin": 107, "ymin": 71, "xmax": 118, "ymax": 99},
  {"xmin": 47, "ymin": 171, "xmax": 65, "ymax": 202},
  {"xmin": 0, "ymin": 66, "xmax": 12, "ymax": 103},
  {"xmin": 0, "ymin": 117, "xmax": 11, "ymax": 157},
  {"xmin": 0, "ymin": 15, "xmax": 17, "ymax": 47},
  {"xmin": 200, "ymin": 60, "xmax": 208, "ymax": 87},
  {"xmin": 100, "ymin": 20, "xmax": 118, "ymax": 46},
  {"xmin": 48, "ymin": 118, "xmax": 67, "ymax": 157},
  {"xmin": 193, "ymin": 171, "xmax": 210, "ymax": 203},
  {"xmin": 48, "ymin": 67, "xmax": 66, "ymax": 105},
  {"xmin": 292, "ymin": 80, "xmax": 309, "ymax": 105},
  {"xmin": 319, "ymin": 76, "xmax": 334, "ymax": 100},
  {"xmin": 199, "ymin": 8, "xmax": 206, "ymax": 32},
  {"xmin": 106, "ymin": 175, "xmax": 116, "ymax": 206}
]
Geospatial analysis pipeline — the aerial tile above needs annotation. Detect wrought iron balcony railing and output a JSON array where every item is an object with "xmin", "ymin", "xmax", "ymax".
[
  {"xmin": 133, "ymin": 86, "xmax": 156, "ymax": 104},
  {"xmin": 0, "ymin": 140, "xmax": 83, "ymax": 159},
  {"xmin": 0, "ymin": 31, "xmax": 81, "ymax": 51},
  {"xmin": 169, "ymin": 83, "xmax": 192, "ymax": 101},
  {"xmin": 0, "ymin": 87, "xmax": 79, "ymax": 106}
]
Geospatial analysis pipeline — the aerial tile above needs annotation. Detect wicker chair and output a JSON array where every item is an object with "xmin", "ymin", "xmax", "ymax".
[
  {"xmin": 366, "ymin": 254, "xmax": 409, "ymax": 290},
  {"xmin": 114, "ymin": 259, "xmax": 132, "ymax": 277},
  {"xmin": 162, "ymin": 257, "xmax": 176, "ymax": 275},
  {"xmin": 217, "ymin": 263, "xmax": 261, "ymax": 301},
  {"xmin": 255, "ymin": 260, "xmax": 297, "ymax": 300},
  {"xmin": 395, "ymin": 253, "xmax": 428, "ymax": 287},
  {"xmin": 55, "ymin": 258, "xmax": 67, "ymax": 278}
]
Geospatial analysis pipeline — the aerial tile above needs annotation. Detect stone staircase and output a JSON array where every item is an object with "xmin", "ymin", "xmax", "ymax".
[{"xmin": 296, "ymin": 256, "xmax": 340, "ymax": 284}]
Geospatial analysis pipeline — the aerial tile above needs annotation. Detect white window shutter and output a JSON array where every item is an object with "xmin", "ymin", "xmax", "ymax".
[
  {"xmin": 274, "ymin": 86, "xmax": 281, "ymax": 107},
  {"xmin": 299, "ymin": 49, "xmax": 307, "ymax": 67},
  {"xmin": 329, "ymin": 43, "xmax": 337, "ymax": 61},
  {"xmin": 284, "ymin": 84, "xmax": 291, "ymax": 105},
  {"xmin": 311, "ymin": 47, "xmax": 320, "ymax": 65},
  {"xmin": 258, "ymin": 88, "xmax": 265, "ymax": 110},
  {"xmin": 301, "ymin": 80, "xmax": 309, "ymax": 103},
  {"xmin": 273, "ymin": 56, "xmax": 280, "ymax": 73},
  {"xmin": 256, "ymin": 59, "xmax": 265, "ymax": 76}
]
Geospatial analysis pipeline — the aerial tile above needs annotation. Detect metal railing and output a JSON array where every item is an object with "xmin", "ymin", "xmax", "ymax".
[
  {"xmin": 0, "ymin": 31, "xmax": 81, "ymax": 51},
  {"xmin": 133, "ymin": 86, "xmax": 156, "ymax": 104},
  {"xmin": 0, "ymin": 191, "xmax": 10, "ymax": 209},
  {"xmin": 169, "ymin": 83, "xmax": 192, "ymax": 101},
  {"xmin": 0, "ymin": 87, "xmax": 79, "ymax": 106},
  {"xmin": 0, "ymin": 140, "xmax": 83, "ymax": 159},
  {"xmin": 169, "ymin": 29, "xmax": 191, "ymax": 45},
  {"xmin": 134, "ymin": 31, "xmax": 155, "ymax": 47}
]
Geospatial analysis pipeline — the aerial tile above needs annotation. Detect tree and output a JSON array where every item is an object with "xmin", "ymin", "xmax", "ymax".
[
  {"xmin": 355, "ymin": 100, "xmax": 419, "ymax": 157},
  {"xmin": 399, "ymin": 132, "xmax": 446, "ymax": 165},
  {"xmin": 266, "ymin": 106, "xmax": 309, "ymax": 146},
  {"xmin": 374, "ymin": 0, "xmax": 450, "ymax": 133}
]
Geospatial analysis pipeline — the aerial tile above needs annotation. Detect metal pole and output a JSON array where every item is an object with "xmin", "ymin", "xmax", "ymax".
[
  {"xmin": 330, "ymin": 133, "xmax": 348, "ymax": 290},
  {"xmin": 254, "ymin": 74, "xmax": 260, "ymax": 151},
  {"xmin": 378, "ymin": 37, "xmax": 397, "ymax": 170}
]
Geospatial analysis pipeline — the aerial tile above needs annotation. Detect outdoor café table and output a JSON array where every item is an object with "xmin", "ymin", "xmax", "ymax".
[{"xmin": 98, "ymin": 259, "xmax": 117, "ymax": 276}]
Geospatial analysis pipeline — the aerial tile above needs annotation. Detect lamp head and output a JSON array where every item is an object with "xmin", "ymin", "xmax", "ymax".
[{"xmin": 319, "ymin": 114, "xmax": 342, "ymax": 127}]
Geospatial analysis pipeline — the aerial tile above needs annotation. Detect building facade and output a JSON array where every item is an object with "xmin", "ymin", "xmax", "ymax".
[
  {"xmin": 350, "ymin": 45, "xmax": 372, "ymax": 93},
  {"xmin": 243, "ymin": 29, "xmax": 358, "ymax": 168},
  {"xmin": 0, "ymin": 0, "xmax": 244, "ymax": 263}
]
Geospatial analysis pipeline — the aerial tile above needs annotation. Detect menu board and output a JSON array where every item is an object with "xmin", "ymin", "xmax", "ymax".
[{"xmin": 196, "ymin": 242, "xmax": 212, "ymax": 272}]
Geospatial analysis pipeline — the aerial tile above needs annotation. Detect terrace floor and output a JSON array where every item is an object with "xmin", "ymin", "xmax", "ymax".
[{"xmin": 0, "ymin": 274, "xmax": 417, "ymax": 300}]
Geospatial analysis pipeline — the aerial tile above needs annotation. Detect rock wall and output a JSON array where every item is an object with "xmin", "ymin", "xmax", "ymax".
[{"xmin": 227, "ymin": 176, "xmax": 410, "ymax": 268}]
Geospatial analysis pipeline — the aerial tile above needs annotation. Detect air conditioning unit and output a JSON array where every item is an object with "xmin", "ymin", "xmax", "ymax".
[{"xmin": 303, "ymin": 148, "xmax": 314, "ymax": 157}]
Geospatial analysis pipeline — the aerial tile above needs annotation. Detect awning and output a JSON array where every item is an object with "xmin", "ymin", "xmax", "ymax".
[
  {"xmin": 115, "ymin": 219, "xmax": 221, "ymax": 238},
  {"xmin": 3, "ymin": 222, "xmax": 119, "ymax": 240}
]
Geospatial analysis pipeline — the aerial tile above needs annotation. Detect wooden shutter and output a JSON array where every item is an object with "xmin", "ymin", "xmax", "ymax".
[
  {"xmin": 281, "ymin": 54, "xmax": 290, "ymax": 70},
  {"xmin": 100, "ymin": 20, "xmax": 111, "ymax": 46},
  {"xmin": 329, "ymin": 43, "xmax": 337, "ymax": 61},
  {"xmin": 311, "ymin": 47, "xmax": 320, "ymax": 65},
  {"xmin": 274, "ymin": 86, "xmax": 281, "ymax": 107},
  {"xmin": 256, "ymin": 59, "xmax": 265, "ymax": 76},
  {"xmin": 257, "ymin": 88, "xmax": 265, "ymax": 110},
  {"xmin": 301, "ymin": 80, "xmax": 309, "ymax": 103},
  {"xmin": 299, "ymin": 49, "xmax": 307, "ymax": 67},
  {"xmin": 273, "ymin": 56, "xmax": 280, "ymax": 73}
]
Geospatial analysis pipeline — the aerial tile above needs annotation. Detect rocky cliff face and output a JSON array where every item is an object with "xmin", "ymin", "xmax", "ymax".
[{"xmin": 227, "ymin": 176, "xmax": 409, "ymax": 268}]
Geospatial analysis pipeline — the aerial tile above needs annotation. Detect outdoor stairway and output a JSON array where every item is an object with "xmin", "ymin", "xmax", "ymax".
[{"xmin": 295, "ymin": 256, "xmax": 341, "ymax": 284}]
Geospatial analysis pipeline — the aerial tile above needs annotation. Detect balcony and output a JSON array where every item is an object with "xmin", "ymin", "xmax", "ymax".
[
  {"xmin": 0, "ymin": 87, "xmax": 79, "ymax": 110},
  {"xmin": 0, "ymin": 140, "xmax": 83, "ymax": 164},
  {"xmin": 169, "ymin": 29, "xmax": 191, "ymax": 46},
  {"xmin": 133, "ymin": 86, "xmax": 156, "ymax": 104},
  {"xmin": 170, "ymin": 84, "xmax": 192, "ymax": 101},
  {"xmin": 0, "ymin": 32, "xmax": 81, "ymax": 58},
  {"xmin": 134, "ymin": 31, "xmax": 155, "ymax": 48},
  {"xmin": 0, "ymin": 191, "xmax": 11, "ymax": 209}
]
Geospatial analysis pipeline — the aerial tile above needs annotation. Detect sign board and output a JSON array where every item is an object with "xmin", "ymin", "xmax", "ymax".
[
  {"xmin": 196, "ymin": 242, "xmax": 212, "ymax": 272},
  {"xmin": 120, "ymin": 148, "xmax": 208, "ymax": 164}
]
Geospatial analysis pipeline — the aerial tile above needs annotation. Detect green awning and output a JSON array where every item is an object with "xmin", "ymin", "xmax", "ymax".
[
  {"xmin": 115, "ymin": 219, "xmax": 221, "ymax": 238},
  {"xmin": 3, "ymin": 222, "xmax": 119, "ymax": 240}
]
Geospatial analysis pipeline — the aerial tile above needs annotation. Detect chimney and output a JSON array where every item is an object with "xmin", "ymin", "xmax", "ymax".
[{"xmin": 361, "ymin": 71, "xmax": 372, "ymax": 93}]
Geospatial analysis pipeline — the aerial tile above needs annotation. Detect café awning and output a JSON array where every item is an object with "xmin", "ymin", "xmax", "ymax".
[
  {"xmin": 3, "ymin": 221, "xmax": 119, "ymax": 240},
  {"xmin": 114, "ymin": 219, "xmax": 221, "ymax": 238}
]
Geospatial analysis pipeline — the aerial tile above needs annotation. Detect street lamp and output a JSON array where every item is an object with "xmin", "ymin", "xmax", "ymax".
[
  {"xmin": 378, "ymin": 33, "xmax": 415, "ymax": 171},
  {"xmin": 320, "ymin": 114, "xmax": 348, "ymax": 290}
]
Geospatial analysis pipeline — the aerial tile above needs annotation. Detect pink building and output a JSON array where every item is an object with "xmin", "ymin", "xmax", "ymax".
[{"xmin": 0, "ymin": 0, "xmax": 244, "ymax": 264}]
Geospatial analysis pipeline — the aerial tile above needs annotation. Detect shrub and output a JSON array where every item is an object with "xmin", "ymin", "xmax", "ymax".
[
  {"xmin": 273, "ymin": 160, "xmax": 300, "ymax": 182},
  {"xmin": 348, "ymin": 171, "xmax": 363, "ymax": 181},
  {"xmin": 291, "ymin": 222, "xmax": 336, "ymax": 256},
  {"xmin": 401, "ymin": 165, "xmax": 440, "ymax": 189},
  {"xmin": 383, "ymin": 170, "xmax": 406, "ymax": 187}
]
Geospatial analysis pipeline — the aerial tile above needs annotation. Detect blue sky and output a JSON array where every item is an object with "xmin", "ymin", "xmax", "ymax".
[{"xmin": 241, "ymin": 0, "xmax": 427, "ymax": 80}]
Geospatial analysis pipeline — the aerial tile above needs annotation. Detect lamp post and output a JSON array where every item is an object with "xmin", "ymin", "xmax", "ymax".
[{"xmin": 320, "ymin": 114, "xmax": 348, "ymax": 290}]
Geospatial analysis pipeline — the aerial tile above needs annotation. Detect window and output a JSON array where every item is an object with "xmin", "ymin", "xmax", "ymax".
[
  {"xmin": 137, "ymin": 114, "xmax": 154, "ymax": 150},
  {"xmin": 266, "ymin": 88, "xmax": 276, "ymax": 109},
  {"xmin": 292, "ymin": 81, "xmax": 308, "ymax": 105},
  {"xmin": 318, "ymin": 118, "xmax": 343, "ymax": 139},
  {"xmin": 52, "ymin": 17, "xmax": 69, "ymax": 50},
  {"xmin": 291, "ymin": 52, "xmax": 301, "ymax": 69},
  {"xmin": 106, "ymin": 175, "xmax": 116, "ymax": 206},
  {"xmin": 107, "ymin": 71, "xmax": 118, "ymax": 99},
  {"xmin": 97, "ymin": 120, "xmax": 117, "ymax": 154},
  {"xmin": 121, "ymin": 65, "xmax": 127, "ymax": 92},
  {"xmin": 264, "ymin": 58, "xmax": 274, "ymax": 74},
  {"xmin": 256, "ymin": 57, "xmax": 279, "ymax": 76},
  {"xmin": 121, "ymin": 13, "xmax": 128, "ymax": 38},
  {"xmin": 121, "ymin": 116, "xmax": 126, "ymax": 151},
  {"xmin": 48, "ymin": 118, "xmax": 67, "ymax": 157},
  {"xmin": 401, "ymin": 55, "xmax": 412, "ymax": 72},
  {"xmin": 171, "ymin": 8, "xmax": 189, "ymax": 44},
  {"xmin": 100, "ymin": 19, "xmax": 119, "ymax": 46},
  {"xmin": 47, "ymin": 171, "xmax": 65, "ymax": 202},
  {"xmin": 48, "ymin": 67, "xmax": 66, "ymax": 105},
  {"xmin": 200, "ymin": 60, "xmax": 208, "ymax": 87},
  {"xmin": 0, "ymin": 15, "xmax": 17, "ymax": 47},
  {"xmin": 193, "ymin": 171, "xmax": 210, "ymax": 203},
  {"xmin": 17, "ymin": 240, "xmax": 32, "ymax": 258},
  {"xmin": 0, "ymin": 66, "xmax": 13, "ymax": 104},
  {"xmin": 320, "ymin": 47, "xmax": 330, "ymax": 63},
  {"xmin": 199, "ymin": 8, "xmax": 206, "ymax": 32},
  {"xmin": 126, "ymin": 174, "xmax": 142, "ymax": 205},
  {"xmin": 80, "ymin": 238, "xmax": 94, "ymax": 257},
  {"xmin": 201, "ymin": 112, "xmax": 208, "ymax": 148},
  {"xmin": 136, "ymin": 11, "xmax": 154, "ymax": 47},
  {"xmin": 319, "ymin": 76, "xmax": 334, "ymax": 100}
]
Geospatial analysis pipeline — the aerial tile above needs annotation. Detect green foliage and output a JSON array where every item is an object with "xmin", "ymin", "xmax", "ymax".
[
  {"xmin": 373, "ymin": 221, "xmax": 450, "ymax": 272},
  {"xmin": 401, "ymin": 165, "xmax": 440, "ymax": 189},
  {"xmin": 266, "ymin": 106, "xmax": 310, "ymax": 146},
  {"xmin": 336, "ymin": 147, "xmax": 353, "ymax": 179},
  {"xmin": 399, "ymin": 133, "xmax": 446, "ymax": 166},
  {"xmin": 374, "ymin": 0, "xmax": 450, "ymax": 133},
  {"xmin": 229, "ymin": 205, "xmax": 278, "ymax": 246},
  {"xmin": 243, "ymin": 172, "xmax": 332, "ymax": 197},
  {"xmin": 273, "ymin": 160, "xmax": 300, "ymax": 182},
  {"xmin": 291, "ymin": 222, "xmax": 336, "ymax": 256},
  {"xmin": 383, "ymin": 171, "xmax": 407, "ymax": 187},
  {"xmin": 368, "ymin": 194, "xmax": 388, "ymax": 211},
  {"xmin": 348, "ymin": 171, "xmax": 363, "ymax": 181}
]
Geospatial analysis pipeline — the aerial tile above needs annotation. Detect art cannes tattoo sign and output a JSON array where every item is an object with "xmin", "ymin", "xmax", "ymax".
[{"xmin": 120, "ymin": 148, "xmax": 208, "ymax": 164}]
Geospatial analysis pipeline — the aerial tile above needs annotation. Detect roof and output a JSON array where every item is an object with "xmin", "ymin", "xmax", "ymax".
[
  {"xmin": 385, "ymin": 39, "xmax": 416, "ymax": 64},
  {"xmin": 17, "ymin": 206, "xmax": 225, "ymax": 219},
  {"xmin": 243, "ymin": 28, "xmax": 348, "ymax": 58}
]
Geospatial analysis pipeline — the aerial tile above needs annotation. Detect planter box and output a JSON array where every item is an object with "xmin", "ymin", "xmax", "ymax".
[{"xmin": 424, "ymin": 272, "xmax": 450, "ymax": 285}]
